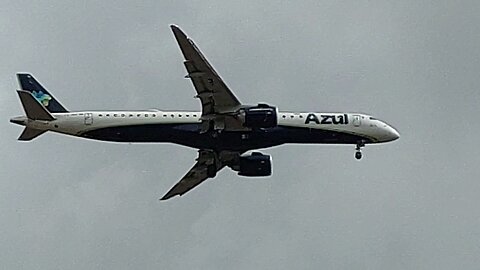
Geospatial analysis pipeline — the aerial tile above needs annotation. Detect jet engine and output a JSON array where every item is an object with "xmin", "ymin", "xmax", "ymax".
[
  {"xmin": 241, "ymin": 104, "xmax": 277, "ymax": 128},
  {"xmin": 235, "ymin": 152, "xmax": 272, "ymax": 177}
]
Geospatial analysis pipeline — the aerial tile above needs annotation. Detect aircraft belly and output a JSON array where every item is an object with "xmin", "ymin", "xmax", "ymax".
[
  {"xmin": 278, "ymin": 126, "xmax": 372, "ymax": 144},
  {"xmin": 80, "ymin": 124, "xmax": 372, "ymax": 151}
]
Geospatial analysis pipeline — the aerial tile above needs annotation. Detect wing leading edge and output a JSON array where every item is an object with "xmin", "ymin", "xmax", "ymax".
[
  {"xmin": 162, "ymin": 26, "xmax": 248, "ymax": 200},
  {"xmin": 170, "ymin": 25, "xmax": 241, "ymax": 116},
  {"xmin": 160, "ymin": 150, "xmax": 225, "ymax": 200}
]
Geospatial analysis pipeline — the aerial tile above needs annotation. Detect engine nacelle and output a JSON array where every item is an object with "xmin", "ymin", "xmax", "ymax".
[
  {"xmin": 237, "ymin": 152, "xmax": 272, "ymax": 177},
  {"xmin": 243, "ymin": 104, "xmax": 277, "ymax": 128}
]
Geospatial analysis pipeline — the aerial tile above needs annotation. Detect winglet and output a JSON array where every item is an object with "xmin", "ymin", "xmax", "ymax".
[
  {"xmin": 169, "ymin": 24, "xmax": 183, "ymax": 36},
  {"xmin": 170, "ymin": 24, "xmax": 192, "ymax": 59},
  {"xmin": 160, "ymin": 191, "xmax": 180, "ymax": 201},
  {"xmin": 169, "ymin": 24, "xmax": 180, "ymax": 30}
]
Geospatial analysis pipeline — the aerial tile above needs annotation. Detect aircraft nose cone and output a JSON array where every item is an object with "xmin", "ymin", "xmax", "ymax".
[{"xmin": 387, "ymin": 126, "xmax": 400, "ymax": 141}]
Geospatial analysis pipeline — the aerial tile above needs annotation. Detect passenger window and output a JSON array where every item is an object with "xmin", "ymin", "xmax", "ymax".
[
  {"xmin": 137, "ymin": 114, "xmax": 141, "ymax": 117},
  {"xmin": 99, "ymin": 114, "xmax": 103, "ymax": 117},
  {"xmin": 193, "ymin": 114, "xmax": 197, "ymax": 117},
  {"xmin": 153, "ymin": 114, "xmax": 156, "ymax": 117},
  {"xmin": 163, "ymin": 114, "xmax": 167, "ymax": 117},
  {"xmin": 145, "ymin": 114, "xmax": 148, "ymax": 117},
  {"xmin": 114, "ymin": 114, "xmax": 118, "ymax": 117},
  {"xmin": 282, "ymin": 115, "xmax": 286, "ymax": 118},
  {"xmin": 129, "ymin": 114, "xmax": 133, "ymax": 117},
  {"xmin": 171, "ymin": 114, "xmax": 174, "ymax": 117},
  {"xmin": 121, "ymin": 114, "xmax": 125, "ymax": 117}
]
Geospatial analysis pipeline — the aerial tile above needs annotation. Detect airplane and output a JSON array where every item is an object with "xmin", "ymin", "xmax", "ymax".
[{"xmin": 10, "ymin": 25, "xmax": 400, "ymax": 200}]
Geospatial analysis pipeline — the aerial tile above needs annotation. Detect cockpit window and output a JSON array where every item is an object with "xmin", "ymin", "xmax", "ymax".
[{"xmin": 369, "ymin": 117, "xmax": 377, "ymax": 120}]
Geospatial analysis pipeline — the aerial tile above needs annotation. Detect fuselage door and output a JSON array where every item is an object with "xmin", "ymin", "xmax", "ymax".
[
  {"xmin": 84, "ymin": 113, "xmax": 93, "ymax": 125},
  {"xmin": 353, "ymin": 115, "xmax": 361, "ymax": 127}
]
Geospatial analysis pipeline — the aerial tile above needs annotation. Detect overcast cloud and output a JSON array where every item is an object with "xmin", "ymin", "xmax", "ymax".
[{"xmin": 1, "ymin": 0, "xmax": 480, "ymax": 269}]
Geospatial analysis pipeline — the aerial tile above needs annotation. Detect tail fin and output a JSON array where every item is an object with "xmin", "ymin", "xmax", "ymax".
[
  {"xmin": 17, "ymin": 90, "xmax": 55, "ymax": 120},
  {"xmin": 17, "ymin": 73, "xmax": 68, "ymax": 113},
  {"xmin": 18, "ymin": 127, "xmax": 47, "ymax": 141}
]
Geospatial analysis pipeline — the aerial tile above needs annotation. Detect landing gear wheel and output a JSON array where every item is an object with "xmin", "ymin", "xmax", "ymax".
[{"xmin": 355, "ymin": 141, "xmax": 365, "ymax": 160}]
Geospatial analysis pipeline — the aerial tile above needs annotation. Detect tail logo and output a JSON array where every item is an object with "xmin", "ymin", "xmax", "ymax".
[{"xmin": 32, "ymin": 91, "xmax": 52, "ymax": 107}]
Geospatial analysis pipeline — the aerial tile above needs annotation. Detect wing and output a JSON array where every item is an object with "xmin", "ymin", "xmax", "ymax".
[
  {"xmin": 160, "ymin": 150, "xmax": 225, "ymax": 200},
  {"xmin": 170, "ymin": 25, "xmax": 242, "ymax": 116}
]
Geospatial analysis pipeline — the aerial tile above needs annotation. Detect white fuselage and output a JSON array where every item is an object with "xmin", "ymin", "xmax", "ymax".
[{"xmin": 16, "ymin": 110, "xmax": 399, "ymax": 144}]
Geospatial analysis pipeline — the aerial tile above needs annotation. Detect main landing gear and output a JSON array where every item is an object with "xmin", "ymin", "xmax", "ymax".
[{"xmin": 355, "ymin": 141, "xmax": 365, "ymax": 160}]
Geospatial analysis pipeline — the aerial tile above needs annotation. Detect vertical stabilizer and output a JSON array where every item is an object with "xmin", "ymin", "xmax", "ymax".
[{"xmin": 17, "ymin": 73, "xmax": 68, "ymax": 113}]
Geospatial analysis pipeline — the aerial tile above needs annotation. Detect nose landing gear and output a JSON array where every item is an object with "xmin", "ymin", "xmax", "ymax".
[{"xmin": 355, "ymin": 141, "xmax": 365, "ymax": 160}]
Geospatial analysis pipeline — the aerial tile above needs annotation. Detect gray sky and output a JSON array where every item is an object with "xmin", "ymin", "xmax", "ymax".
[{"xmin": 1, "ymin": 0, "xmax": 480, "ymax": 269}]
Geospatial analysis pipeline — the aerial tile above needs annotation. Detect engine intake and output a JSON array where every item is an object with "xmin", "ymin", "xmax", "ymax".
[
  {"xmin": 237, "ymin": 152, "xmax": 272, "ymax": 177},
  {"xmin": 243, "ymin": 104, "xmax": 277, "ymax": 128}
]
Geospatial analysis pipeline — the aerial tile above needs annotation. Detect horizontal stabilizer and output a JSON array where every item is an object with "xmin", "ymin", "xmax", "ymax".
[
  {"xmin": 17, "ymin": 90, "xmax": 55, "ymax": 121},
  {"xmin": 18, "ymin": 127, "xmax": 46, "ymax": 141}
]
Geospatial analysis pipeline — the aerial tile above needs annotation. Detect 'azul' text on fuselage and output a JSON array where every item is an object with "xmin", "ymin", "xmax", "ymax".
[{"xmin": 305, "ymin": 114, "xmax": 349, "ymax": 125}]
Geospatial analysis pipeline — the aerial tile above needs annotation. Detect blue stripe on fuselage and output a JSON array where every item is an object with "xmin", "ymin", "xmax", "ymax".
[{"xmin": 80, "ymin": 123, "xmax": 372, "ymax": 151}]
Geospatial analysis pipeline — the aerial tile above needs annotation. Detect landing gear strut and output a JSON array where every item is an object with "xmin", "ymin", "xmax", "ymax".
[{"xmin": 355, "ymin": 141, "xmax": 365, "ymax": 160}]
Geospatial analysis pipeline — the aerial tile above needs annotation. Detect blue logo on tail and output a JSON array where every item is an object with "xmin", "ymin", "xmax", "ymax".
[{"xmin": 32, "ymin": 91, "xmax": 52, "ymax": 106}]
